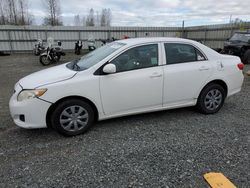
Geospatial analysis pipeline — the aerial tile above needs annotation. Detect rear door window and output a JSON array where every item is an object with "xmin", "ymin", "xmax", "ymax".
[{"xmin": 164, "ymin": 43, "xmax": 206, "ymax": 65}]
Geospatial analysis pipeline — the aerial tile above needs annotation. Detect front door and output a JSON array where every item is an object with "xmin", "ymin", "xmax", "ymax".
[{"xmin": 100, "ymin": 44, "xmax": 164, "ymax": 115}]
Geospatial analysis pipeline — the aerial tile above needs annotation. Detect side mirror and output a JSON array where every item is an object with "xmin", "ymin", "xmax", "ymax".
[
  {"xmin": 248, "ymin": 39, "xmax": 250, "ymax": 44},
  {"xmin": 103, "ymin": 63, "xmax": 116, "ymax": 74}
]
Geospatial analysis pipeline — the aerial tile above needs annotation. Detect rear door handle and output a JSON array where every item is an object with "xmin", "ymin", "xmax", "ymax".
[
  {"xmin": 150, "ymin": 72, "xmax": 162, "ymax": 78},
  {"xmin": 199, "ymin": 66, "xmax": 210, "ymax": 71}
]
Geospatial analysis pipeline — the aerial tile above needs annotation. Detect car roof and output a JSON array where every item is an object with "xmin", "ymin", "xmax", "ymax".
[
  {"xmin": 116, "ymin": 37, "xmax": 222, "ymax": 60},
  {"xmin": 234, "ymin": 30, "xmax": 250, "ymax": 34},
  {"xmin": 117, "ymin": 37, "xmax": 194, "ymax": 45}
]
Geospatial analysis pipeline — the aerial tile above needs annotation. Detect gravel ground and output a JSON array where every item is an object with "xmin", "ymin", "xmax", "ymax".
[{"xmin": 0, "ymin": 53, "xmax": 250, "ymax": 188}]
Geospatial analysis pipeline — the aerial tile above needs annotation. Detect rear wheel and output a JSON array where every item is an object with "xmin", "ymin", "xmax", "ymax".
[
  {"xmin": 242, "ymin": 49, "xmax": 250, "ymax": 64},
  {"xmin": 55, "ymin": 55, "xmax": 61, "ymax": 62},
  {"xmin": 196, "ymin": 83, "xmax": 226, "ymax": 114},
  {"xmin": 51, "ymin": 99, "xmax": 95, "ymax": 136}
]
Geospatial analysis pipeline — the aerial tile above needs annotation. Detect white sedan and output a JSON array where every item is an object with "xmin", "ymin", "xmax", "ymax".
[{"xmin": 9, "ymin": 38, "xmax": 244, "ymax": 136}]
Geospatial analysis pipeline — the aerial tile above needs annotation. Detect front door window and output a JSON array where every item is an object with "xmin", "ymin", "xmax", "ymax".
[{"xmin": 111, "ymin": 44, "xmax": 159, "ymax": 72}]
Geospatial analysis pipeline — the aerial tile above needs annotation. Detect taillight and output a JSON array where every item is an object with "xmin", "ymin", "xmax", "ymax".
[{"xmin": 237, "ymin": 63, "xmax": 244, "ymax": 70}]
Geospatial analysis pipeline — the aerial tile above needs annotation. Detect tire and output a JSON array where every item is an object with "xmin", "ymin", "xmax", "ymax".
[
  {"xmin": 40, "ymin": 55, "xmax": 51, "ymax": 66},
  {"xmin": 196, "ymin": 83, "xmax": 226, "ymax": 114},
  {"xmin": 51, "ymin": 99, "xmax": 95, "ymax": 136},
  {"xmin": 242, "ymin": 49, "xmax": 250, "ymax": 64},
  {"xmin": 56, "ymin": 55, "xmax": 61, "ymax": 62}
]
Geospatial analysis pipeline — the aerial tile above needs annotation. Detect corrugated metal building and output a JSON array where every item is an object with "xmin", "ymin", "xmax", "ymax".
[{"xmin": 0, "ymin": 22, "xmax": 250, "ymax": 52}]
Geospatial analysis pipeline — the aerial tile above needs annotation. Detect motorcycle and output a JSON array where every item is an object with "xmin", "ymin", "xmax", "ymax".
[
  {"xmin": 88, "ymin": 39, "xmax": 96, "ymax": 51},
  {"xmin": 100, "ymin": 37, "xmax": 117, "ymax": 46},
  {"xmin": 33, "ymin": 39, "xmax": 45, "ymax": 56},
  {"xmin": 39, "ymin": 41, "xmax": 65, "ymax": 66},
  {"xmin": 75, "ymin": 40, "xmax": 83, "ymax": 55}
]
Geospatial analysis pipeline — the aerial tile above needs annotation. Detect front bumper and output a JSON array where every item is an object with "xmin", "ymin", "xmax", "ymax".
[{"xmin": 9, "ymin": 84, "xmax": 51, "ymax": 129}]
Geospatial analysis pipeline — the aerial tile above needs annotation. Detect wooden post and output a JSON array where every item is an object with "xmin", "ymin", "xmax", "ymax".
[
  {"xmin": 182, "ymin": 20, "xmax": 185, "ymax": 38},
  {"xmin": 108, "ymin": 28, "xmax": 111, "ymax": 39},
  {"xmin": 204, "ymin": 29, "xmax": 207, "ymax": 44},
  {"xmin": 7, "ymin": 30, "xmax": 13, "ymax": 54},
  {"xmin": 45, "ymin": 29, "xmax": 48, "ymax": 40},
  {"xmin": 135, "ymin": 30, "xmax": 137, "ymax": 38}
]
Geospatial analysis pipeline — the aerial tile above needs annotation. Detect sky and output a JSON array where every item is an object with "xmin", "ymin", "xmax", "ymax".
[{"xmin": 29, "ymin": 0, "xmax": 250, "ymax": 27}]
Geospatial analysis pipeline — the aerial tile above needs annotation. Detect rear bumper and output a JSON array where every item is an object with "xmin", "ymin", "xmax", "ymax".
[
  {"xmin": 228, "ymin": 87, "xmax": 241, "ymax": 97},
  {"xmin": 227, "ymin": 72, "xmax": 244, "ymax": 97}
]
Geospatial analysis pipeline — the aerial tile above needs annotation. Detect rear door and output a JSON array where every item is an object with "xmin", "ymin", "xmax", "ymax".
[{"xmin": 162, "ymin": 43, "xmax": 213, "ymax": 107}]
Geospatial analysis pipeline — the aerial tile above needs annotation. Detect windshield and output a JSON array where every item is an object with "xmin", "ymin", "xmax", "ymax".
[
  {"xmin": 67, "ymin": 42, "xmax": 125, "ymax": 71},
  {"xmin": 229, "ymin": 33, "xmax": 250, "ymax": 42}
]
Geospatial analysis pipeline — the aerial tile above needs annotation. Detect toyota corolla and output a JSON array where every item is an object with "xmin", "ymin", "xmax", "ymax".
[{"xmin": 9, "ymin": 38, "xmax": 244, "ymax": 136}]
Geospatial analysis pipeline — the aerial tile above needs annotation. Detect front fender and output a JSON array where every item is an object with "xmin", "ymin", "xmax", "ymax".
[
  {"xmin": 40, "ymin": 52, "xmax": 48, "ymax": 56},
  {"xmin": 38, "ymin": 70, "xmax": 104, "ymax": 119}
]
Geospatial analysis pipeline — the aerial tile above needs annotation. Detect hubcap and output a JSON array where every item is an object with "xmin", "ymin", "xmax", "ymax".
[
  {"xmin": 59, "ymin": 105, "xmax": 89, "ymax": 132},
  {"xmin": 204, "ymin": 89, "xmax": 222, "ymax": 111}
]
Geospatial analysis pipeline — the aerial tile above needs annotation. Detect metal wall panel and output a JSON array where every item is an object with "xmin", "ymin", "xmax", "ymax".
[
  {"xmin": 0, "ymin": 42, "xmax": 10, "ymax": 51},
  {"xmin": 164, "ymin": 32, "xmax": 177, "ymax": 37},
  {"xmin": 12, "ymin": 41, "xmax": 33, "ymax": 51},
  {"xmin": 0, "ymin": 23, "xmax": 250, "ymax": 52},
  {"xmin": 28, "ymin": 31, "xmax": 46, "ymax": 40},
  {"xmin": 0, "ymin": 31, "xmax": 9, "ymax": 40},
  {"xmin": 110, "ymin": 31, "xmax": 136, "ymax": 38},
  {"xmin": 80, "ymin": 31, "xmax": 107, "ymax": 40},
  {"xmin": 46, "ymin": 31, "xmax": 79, "ymax": 40}
]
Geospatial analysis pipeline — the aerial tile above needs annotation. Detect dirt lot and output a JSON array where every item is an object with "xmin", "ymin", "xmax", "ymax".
[{"xmin": 0, "ymin": 53, "xmax": 250, "ymax": 188}]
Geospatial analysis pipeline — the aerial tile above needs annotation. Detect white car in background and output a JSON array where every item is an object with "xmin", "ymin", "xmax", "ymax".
[{"xmin": 9, "ymin": 38, "xmax": 244, "ymax": 136}]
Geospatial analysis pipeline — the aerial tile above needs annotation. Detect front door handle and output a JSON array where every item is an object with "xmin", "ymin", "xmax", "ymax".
[{"xmin": 199, "ymin": 66, "xmax": 210, "ymax": 71}]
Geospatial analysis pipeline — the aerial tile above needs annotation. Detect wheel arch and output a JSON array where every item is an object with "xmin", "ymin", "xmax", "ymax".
[
  {"xmin": 242, "ymin": 45, "xmax": 250, "ymax": 51},
  {"xmin": 46, "ymin": 95, "xmax": 99, "ymax": 128},
  {"xmin": 198, "ymin": 79, "xmax": 228, "ymax": 99}
]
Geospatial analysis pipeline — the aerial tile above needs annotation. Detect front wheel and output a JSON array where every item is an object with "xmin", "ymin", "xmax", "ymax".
[
  {"xmin": 196, "ymin": 83, "xmax": 226, "ymax": 114},
  {"xmin": 40, "ymin": 55, "xmax": 51, "ymax": 66},
  {"xmin": 51, "ymin": 99, "xmax": 95, "ymax": 136}
]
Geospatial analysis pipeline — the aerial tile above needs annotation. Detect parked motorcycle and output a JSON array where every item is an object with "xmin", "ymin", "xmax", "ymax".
[
  {"xmin": 39, "ymin": 41, "xmax": 65, "ymax": 66},
  {"xmin": 88, "ymin": 39, "xmax": 96, "ymax": 51},
  {"xmin": 75, "ymin": 40, "xmax": 83, "ymax": 55},
  {"xmin": 33, "ymin": 39, "xmax": 45, "ymax": 56},
  {"xmin": 100, "ymin": 37, "xmax": 117, "ymax": 46}
]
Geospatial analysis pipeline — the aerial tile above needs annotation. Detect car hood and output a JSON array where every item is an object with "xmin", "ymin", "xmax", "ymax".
[
  {"xmin": 224, "ymin": 41, "xmax": 247, "ymax": 47},
  {"xmin": 19, "ymin": 63, "xmax": 77, "ymax": 89}
]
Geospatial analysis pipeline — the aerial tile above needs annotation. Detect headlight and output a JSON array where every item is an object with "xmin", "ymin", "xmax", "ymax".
[{"xmin": 17, "ymin": 89, "xmax": 47, "ymax": 102}]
